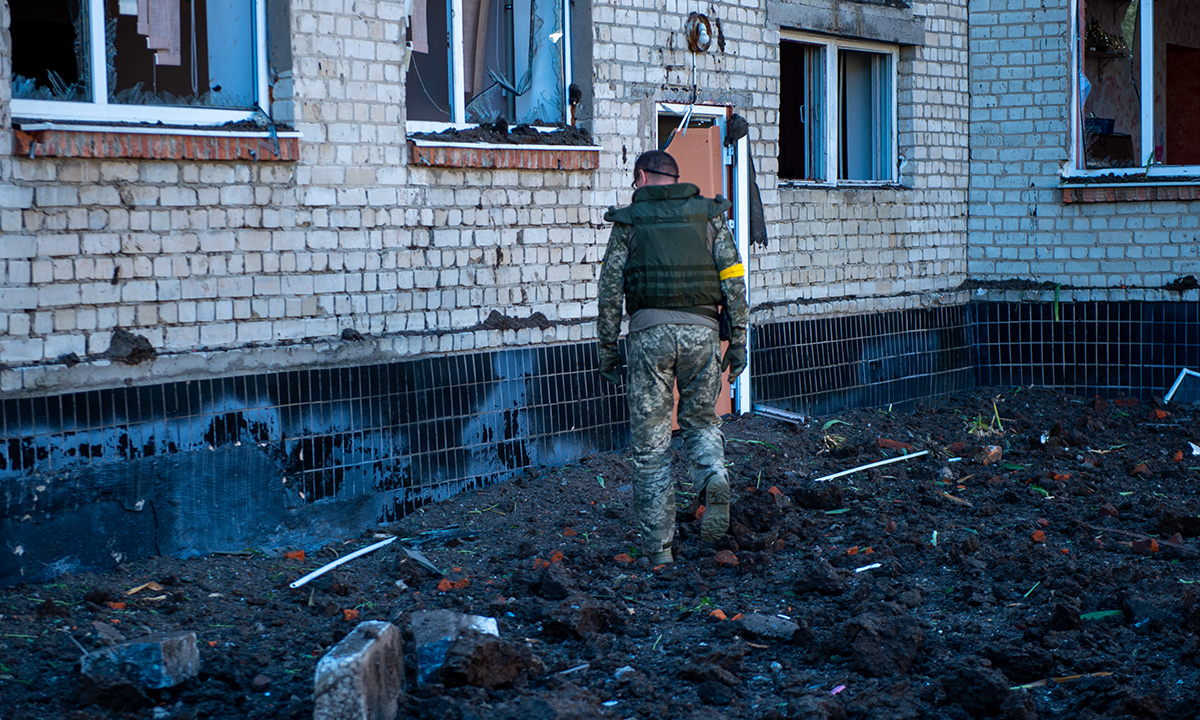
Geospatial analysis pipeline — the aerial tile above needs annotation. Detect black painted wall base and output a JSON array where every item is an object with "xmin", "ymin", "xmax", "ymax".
[{"xmin": 0, "ymin": 344, "xmax": 627, "ymax": 586}]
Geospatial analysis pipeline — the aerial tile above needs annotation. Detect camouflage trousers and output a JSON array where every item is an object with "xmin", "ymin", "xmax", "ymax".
[{"xmin": 626, "ymin": 324, "xmax": 728, "ymax": 555}]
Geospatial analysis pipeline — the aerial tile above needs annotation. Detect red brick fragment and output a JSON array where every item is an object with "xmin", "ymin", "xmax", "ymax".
[
  {"xmin": 1031, "ymin": 530, "xmax": 1047, "ymax": 543},
  {"xmin": 613, "ymin": 553, "xmax": 635, "ymax": 565},
  {"xmin": 1113, "ymin": 397, "xmax": 1139, "ymax": 407},
  {"xmin": 1132, "ymin": 539, "xmax": 1160, "ymax": 554},
  {"xmin": 713, "ymin": 550, "xmax": 739, "ymax": 567},
  {"xmin": 1132, "ymin": 463, "xmax": 1151, "ymax": 476},
  {"xmin": 978, "ymin": 445, "xmax": 1003, "ymax": 466},
  {"xmin": 877, "ymin": 438, "xmax": 914, "ymax": 452}
]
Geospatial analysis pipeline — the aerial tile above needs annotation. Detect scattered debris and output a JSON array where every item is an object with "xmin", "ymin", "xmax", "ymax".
[
  {"xmin": 290, "ymin": 537, "xmax": 398, "ymax": 589},
  {"xmin": 752, "ymin": 404, "xmax": 807, "ymax": 424},
  {"xmin": 313, "ymin": 621, "xmax": 404, "ymax": 720},
  {"xmin": 79, "ymin": 632, "xmax": 200, "ymax": 708},
  {"xmin": 813, "ymin": 450, "xmax": 929, "ymax": 482},
  {"xmin": 1165, "ymin": 368, "xmax": 1200, "ymax": 403},
  {"xmin": 411, "ymin": 610, "xmax": 499, "ymax": 685}
]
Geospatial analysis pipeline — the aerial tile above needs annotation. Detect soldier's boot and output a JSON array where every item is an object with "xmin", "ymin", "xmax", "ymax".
[
  {"xmin": 700, "ymin": 473, "xmax": 730, "ymax": 542},
  {"xmin": 647, "ymin": 548, "xmax": 673, "ymax": 565}
]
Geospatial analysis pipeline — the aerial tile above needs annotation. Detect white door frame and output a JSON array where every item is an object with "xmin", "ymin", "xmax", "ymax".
[{"xmin": 656, "ymin": 102, "xmax": 752, "ymax": 415}]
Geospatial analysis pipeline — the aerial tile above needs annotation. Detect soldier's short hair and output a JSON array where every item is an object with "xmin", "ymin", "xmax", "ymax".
[{"xmin": 634, "ymin": 150, "xmax": 680, "ymax": 180}]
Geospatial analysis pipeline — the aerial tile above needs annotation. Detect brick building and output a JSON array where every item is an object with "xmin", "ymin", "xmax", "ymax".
[{"xmin": 0, "ymin": 0, "xmax": 1194, "ymax": 584}]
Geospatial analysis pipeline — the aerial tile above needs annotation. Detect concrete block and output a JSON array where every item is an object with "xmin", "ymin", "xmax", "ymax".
[
  {"xmin": 78, "ymin": 631, "xmax": 200, "ymax": 706},
  {"xmin": 313, "ymin": 621, "xmax": 404, "ymax": 720},
  {"xmin": 411, "ymin": 610, "xmax": 498, "ymax": 685}
]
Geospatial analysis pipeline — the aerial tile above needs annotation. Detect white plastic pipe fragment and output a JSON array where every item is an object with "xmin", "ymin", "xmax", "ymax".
[
  {"xmin": 1164, "ymin": 368, "xmax": 1200, "ymax": 404},
  {"xmin": 813, "ymin": 450, "xmax": 929, "ymax": 483},
  {"xmin": 289, "ymin": 536, "xmax": 397, "ymax": 589}
]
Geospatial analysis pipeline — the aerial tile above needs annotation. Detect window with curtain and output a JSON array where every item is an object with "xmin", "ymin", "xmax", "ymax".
[
  {"xmin": 779, "ymin": 33, "xmax": 897, "ymax": 185},
  {"xmin": 406, "ymin": 0, "xmax": 567, "ymax": 126}
]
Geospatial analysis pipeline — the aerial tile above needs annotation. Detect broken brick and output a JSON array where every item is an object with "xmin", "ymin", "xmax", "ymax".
[
  {"xmin": 613, "ymin": 553, "xmax": 635, "ymax": 565},
  {"xmin": 1175, "ymin": 451, "xmax": 1184, "ymax": 462},
  {"xmin": 285, "ymin": 550, "xmax": 306, "ymax": 561},
  {"xmin": 342, "ymin": 608, "xmax": 360, "ymax": 621},
  {"xmin": 978, "ymin": 445, "xmax": 1003, "ymax": 465},
  {"xmin": 709, "ymin": 609, "xmax": 728, "ymax": 621},
  {"xmin": 1132, "ymin": 463, "xmax": 1151, "ymax": 476},
  {"xmin": 314, "ymin": 621, "xmax": 404, "ymax": 719},
  {"xmin": 549, "ymin": 550, "xmax": 564, "ymax": 564},
  {"xmin": 1032, "ymin": 530, "xmax": 1046, "ymax": 543},
  {"xmin": 1150, "ymin": 409, "xmax": 1170, "ymax": 420},
  {"xmin": 436, "ymin": 578, "xmax": 470, "ymax": 592},
  {"xmin": 562, "ymin": 527, "xmax": 578, "ymax": 537},
  {"xmin": 1132, "ymin": 539, "xmax": 1160, "ymax": 554},
  {"xmin": 877, "ymin": 438, "xmax": 914, "ymax": 452},
  {"xmin": 1037, "ymin": 518, "xmax": 1050, "ymax": 528},
  {"xmin": 713, "ymin": 550, "xmax": 739, "ymax": 567},
  {"xmin": 79, "ymin": 631, "xmax": 201, "ymax": 706}
]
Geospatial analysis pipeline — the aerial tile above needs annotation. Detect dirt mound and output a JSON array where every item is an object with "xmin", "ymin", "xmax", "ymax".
[{"xmin": 5, "ymin": 388, "xmax": 1200, "ymax": 718}]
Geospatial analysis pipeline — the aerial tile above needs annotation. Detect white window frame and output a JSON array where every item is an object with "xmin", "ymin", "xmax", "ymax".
[
  {"xmin": 779, "ymin": 30, "xmax": 899, "ymax": 187},
  {"xmin": 406, "ymin": 0, "xmax": 573, "ymax": 134},
  {"xmin": 1067, "ymin": 0, "xmax": 1200, "ymax": 178},
  {"xmin": 10, "ymin": 0, "xmax": 269, "ymax": 126}
]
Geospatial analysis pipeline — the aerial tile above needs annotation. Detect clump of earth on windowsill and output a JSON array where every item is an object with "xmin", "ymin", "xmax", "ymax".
[{"xmin": 409, "ymin": 121, "xmax": 594, "ymax": 146}]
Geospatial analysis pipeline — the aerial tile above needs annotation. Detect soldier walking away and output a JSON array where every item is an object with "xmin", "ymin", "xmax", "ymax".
[{"xmin": 596, "ymin": 150, "xmax": 750, "ymax": 565}]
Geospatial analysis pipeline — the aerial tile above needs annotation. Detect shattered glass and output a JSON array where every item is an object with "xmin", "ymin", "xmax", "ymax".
[
  {"xmin": 464, "ymin": 0, "xmax": 565, "ymax": 125},
  {"xmin": 10, "ymin": 0, "xmax": 91, "ymax": 102},
  {"xmin": 108, "ymin": 0, "xmax": 258, "ymax": 110}
]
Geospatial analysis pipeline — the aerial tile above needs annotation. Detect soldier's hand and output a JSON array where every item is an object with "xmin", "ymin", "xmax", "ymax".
[
  {"xmin": 599, "ymin": 344, "xmax": 623, "ymax": 385},
  {"xmin": 721, "ymin": 343, "xmax": 746, "ymax": 379}
]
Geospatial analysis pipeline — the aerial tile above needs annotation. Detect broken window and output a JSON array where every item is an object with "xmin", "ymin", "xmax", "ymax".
[
  {"xmin": 406, "ymin": 0, "xmax": 568, "ymax": 126},
  {"xmin": 1074, "ymin": 0, "xmax": 1200, "ymax": 173},
  {"xmin": 779, "ymin": 33, "xmax": 896, "ymax": 184},
  {"xmin": 11, "ymin": 0, "xmax": 265, "ymax": 124}
]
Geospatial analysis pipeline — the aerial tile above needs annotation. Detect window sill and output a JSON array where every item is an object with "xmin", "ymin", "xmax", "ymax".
[
  {"xmin": 12, "ymin": 123, "xmax": 301, "ymax": 161},
  {"xmin": 407, "ymin": 138, "xmax": 601, "ymax": 170},
  {"xmin": 779, "ymin": 179, "xmax": 905, "ymax": 190},
  {"xmin": 1061, "ymin": 181, "xmax": 1200, "ymax": 204}
]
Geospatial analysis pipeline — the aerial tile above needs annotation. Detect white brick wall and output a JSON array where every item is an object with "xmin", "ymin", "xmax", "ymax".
[
  {"xmin": 1, "ymin": 0, "xmax": 974, "ymax": 393},
  {"xmin": 968, "ymin": 0, "xmax": 1200, "ymax": 303}
]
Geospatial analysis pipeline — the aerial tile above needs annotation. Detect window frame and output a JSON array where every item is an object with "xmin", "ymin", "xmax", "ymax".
[
  {"xmin": 10, "ymin": 0, "xmax": 269, "ymax": 126},
  {"xmin": 779, "ymin": 30, "xmax": 899, "ymax": 187},
  {"xmin": 1067, "ymin": 0, "xmax": 1200, "ymax": 178},
  {"xmin": 405, "ymin": 0, "xmax": 574, "ymax": 133}
]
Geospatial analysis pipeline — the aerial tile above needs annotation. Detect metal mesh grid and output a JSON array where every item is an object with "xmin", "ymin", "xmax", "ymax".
[
  {"xmin": 751, "ymin": 306, "xmax": 974, "ymax": 416},
  {"xmin": 971, "ymin": 301, "xmax": 1200, "ymax": 398},
  {"xmin": 0, "ymin": 344, "xmax": 628, "ymax": 519}
]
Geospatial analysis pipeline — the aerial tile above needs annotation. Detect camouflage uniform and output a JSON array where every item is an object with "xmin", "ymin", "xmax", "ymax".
[{"xmin": 597, "ymin": 196, "xmax": 749, "ymax": 558}]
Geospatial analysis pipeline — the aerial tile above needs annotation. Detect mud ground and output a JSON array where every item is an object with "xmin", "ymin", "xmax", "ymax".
[{"xmin": 5, "ymin": 387, "xmax": 1200, "ymax": 720}]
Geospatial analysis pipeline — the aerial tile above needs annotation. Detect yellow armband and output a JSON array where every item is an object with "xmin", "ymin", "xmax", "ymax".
[{"xmin": 719, "ymin": 263, "xmax": 745, "ymax": 281}]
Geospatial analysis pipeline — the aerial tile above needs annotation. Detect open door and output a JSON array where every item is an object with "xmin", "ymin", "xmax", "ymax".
[{"xmin": 655, "ymin": 104, "xmax": 742, "ymax": 426}]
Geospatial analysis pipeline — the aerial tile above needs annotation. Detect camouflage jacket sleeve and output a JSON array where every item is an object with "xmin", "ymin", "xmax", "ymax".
[
  {"xmin": 711, "ymin": 218, "xmax": 750, "ymax": 347},
  {"xmin": 596, "ymin": 222, "xmax": 632, "ymax": 349}
]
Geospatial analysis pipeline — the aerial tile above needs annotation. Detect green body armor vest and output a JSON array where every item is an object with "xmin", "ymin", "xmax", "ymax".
[{"xmin": 604, "ymin": 183, "xmax": 732, "ymax": 315}]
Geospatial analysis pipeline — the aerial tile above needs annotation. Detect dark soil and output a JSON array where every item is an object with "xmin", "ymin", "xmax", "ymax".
[
  {"xmin": 409, "ymin": 123, "xmax": 594, "ymax": 146},
  {"xmin": 5, "ymin": 387, "xmax": 1200, "ymax": 719}
]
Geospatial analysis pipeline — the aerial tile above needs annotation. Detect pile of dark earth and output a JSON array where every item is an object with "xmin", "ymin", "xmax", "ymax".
[{"xmin": 4, "ymin": 387, "xmax": 1200, "ymax": 720}]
